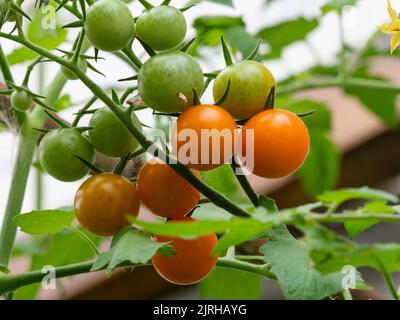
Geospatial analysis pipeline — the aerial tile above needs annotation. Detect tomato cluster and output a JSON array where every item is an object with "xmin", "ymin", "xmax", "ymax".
[{"xmin": 35, "ymin": 0, "xmax": 310, "ymax": 286}]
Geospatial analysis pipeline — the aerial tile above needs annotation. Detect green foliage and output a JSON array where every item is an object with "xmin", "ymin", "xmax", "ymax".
[
  {"xmin": 200, "ymin": 267, "xmax": 262, "ymax": 300},
  {"xmin": 344, "ymin": 200, "xmax": 396, "ymax": 238},
  {"xmin": 13, "ymin": 210, "xmax": 74, "ymax": 235},
  {"xmin": 7, "ymin": 4, "xmax": 67, "ymax": 65},
  {"xmin": 257, "ymin": 18, "xmax": 319, "ymax": 59},
  {"xmin": 261, "ymin": 226, "xmax": 344, "ymax": 300},
  {"xmin": 318, "ymin": 187, "xmax": 398, "ymax": 207},
  {"xmin": 91, "ymin": 227, "xmax": 171, "ymax": 277},
  {"xmin": 307, "ymin": 225, "xmax": 400, "ymax": 274},
  {"xmin": 322, "ymin": 0, "xmax": 358, "ymax": 14}
]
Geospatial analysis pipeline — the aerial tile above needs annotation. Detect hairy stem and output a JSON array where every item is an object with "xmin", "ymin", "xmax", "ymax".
[{"xmin": 0, "ymin": 258, "xmax": 274, "ymax": 295}]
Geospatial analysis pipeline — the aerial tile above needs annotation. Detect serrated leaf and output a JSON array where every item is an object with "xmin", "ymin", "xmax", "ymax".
[
  {"xmin": 318, "ymin": 187, "xmax": 398, "ymax": 207},
  {"xmin": 307, "ymin": 225, "xmax": 400, "ymax": 274},
  {"xmin": 260, "ymin": 226, "xmax": 344, "ymax": 300},
  {"xmin": 91, "ymin": 227, "xmax": 169, "ymax": 276},
  {"xmin": 13, "ymin": 210, "xmax": 74, "ymax": 235},
  {"xmin": 200, "ymin": 267, "xmax": 262, "ymax": 299},
  {"xmin": 344, "ymin": 200, "xmax": 395, "ymax": 239}
]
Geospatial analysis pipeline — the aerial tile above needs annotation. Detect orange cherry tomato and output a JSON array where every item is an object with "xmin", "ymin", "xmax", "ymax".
[
  {"xmin": 74, "ymin": 173, "xmax": 140, "ymax": 236},
  {"xmin": 240, "ymin": 109, "xmax": 310, "ymax": 178},
  {"xmin": 137, "ymin": 159, "xmax": 200, "ymax": 219},
  {"xmin": 152, "ymin": 218, "xmax": 218, "ymax": 285},
  {"xmin": 173, "ymin": 104, "xmax": 237, "ymax": 171}
]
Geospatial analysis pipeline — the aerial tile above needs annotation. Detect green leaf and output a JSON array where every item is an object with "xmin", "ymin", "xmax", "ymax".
[
  {"xmin": 189, "ymin": 0, "xmax": 234, "ymax": 7},
  {"xmin": 7, "ymin": 3, "xmax": 67, "ymax": 65},
  {"xmin": 322, "ymin": 0, "xmax": 358, "ymax": 14},
  {"xmin": 344, "ymin": 66, "xmax": 398, "ymax": 127},
  {"xmin": 307, "ymin": 225, "xmax": 400, "ymax": 274},
  {"xmin": 257, "ymin": 18, "xmax": 319, "ymax": 59},
  {"xmin": 259, "ymin": 195, "xmax": 278, "ymax": 212},
  {"xmin": 54, "ymin": 94, "xmax": 73, "ymax": 111},
  {"xmin": 200, "ymin": 267, "xmax": 262, "ymax": 299},
  {"xmin": 280, "ymin": 100, "xmax": 331, "ymax": 132},
  {"xmin": 318, "ymin": 187, "xmax": 398, "ymax": 207},
  {"xmin": 344, "ymin": 200, "xmax": 395, "ymax": 239},
  {"xmin": 260, "ymin": 226, "xmax": 344, "ymax": 300},
  {"xmin": 298, "ymin": 130, "xmax": 340, "ymax": 196},
  {"xmin": 14, "ymin": 229, "xmax": 99, "ymax": 300},
  {"xmin": 200, "ymin": 164, "xmax": 248, "ymax": 205},
  {"xmin": 91, "ymin": 227, "xmax": 169, "ymax": 276},
  {"xmin": 193, "ymin": 16, "xmax": 258, "ymax": 57},
  {"xmin": 13, "ymin": 210, "xmax": 74, "ymax": 235}
]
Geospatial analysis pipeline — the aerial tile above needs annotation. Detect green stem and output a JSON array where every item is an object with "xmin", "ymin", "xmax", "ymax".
[
  {"xmin": 230, "ymin": 161, "xmax": 259, "ymax": 207},
  {"xmin": 0, "ymin": 258, "xmax": 274, "ymax": 295},
  {"xmin": 0, "ymin": 73, "xmax": 67, "ymax": 267},
  {"xmin": 72, "ymin": 95, "xmax": 97, "ymax": 127},
  {"xmin": 374, "ymin": 257, "xmax": 400, "ymax": 300},
  {"xmin": 121, "ymin": 47, "xmax": 142, "ymax": 71},
  {"xmin": 342, "ymin": 289, "xmax": 353, "ymax": 300},
  {"xmin": 279, "ymin": 77, "xmax": 400, "ymax": 96},
  {"xmin": 0, "ymin": 43, "xmax": 25, "ymax": 126}
]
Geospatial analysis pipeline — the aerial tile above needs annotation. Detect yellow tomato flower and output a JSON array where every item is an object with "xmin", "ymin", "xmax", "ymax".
[{"xmin": 378, "ymin": 0, "xmax": 400, "ymax": 54}]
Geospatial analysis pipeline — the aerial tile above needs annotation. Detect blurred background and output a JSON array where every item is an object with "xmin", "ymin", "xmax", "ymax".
[{"xmin": 1, "ymin": 0, "xmax": 400, "ymax": 299}]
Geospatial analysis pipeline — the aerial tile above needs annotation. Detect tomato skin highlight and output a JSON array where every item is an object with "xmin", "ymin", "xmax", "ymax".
[
  {"xmin": 136, "ymin": 6, "xmax": 187, "ymax": 51},
  {"xmin": 213, "ymin": 60, "xmax": 276, "ymax": 120},
  {"xmin": 138, "ymin": 52, "xmax": 204, "ymax": 113},
  {"xmin": 174, "ymin": 105, "xmax": 237, "ymax": 171},
  {"xmin": 152, "ymin": 218, "xmax": 218, "ymax": 285},
  {"xmin": 61, "ymin": 58, "xmax": 88, "ymax": 80},
  {"xmin": 84, "ymin": 0, "xmax": 135, "ymax": 52},
  {"xmin": 10, "ymin": 90, "xmax": 33, "ymax": 111},
  {"xmin": 74, "ymin": 173, "xmax": 140, "ymax": 237},
  {"xmin": 137, "ymin": 159, "xmax": 200, "ymax": 218},
  {"xmin": 38, "ymin": 128, "xmax": 95, "ymax": 182},
  {"xmin": 89, "ymin": 107, "xmax": 142, "ymax": 158},
  {"xmin": 240, "ymin": 109, "xmax": 310, "ymax": 179}
]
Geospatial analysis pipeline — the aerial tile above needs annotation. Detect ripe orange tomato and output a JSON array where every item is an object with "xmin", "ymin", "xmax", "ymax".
[
  {"xmin": 240, "ymin": 109, "xmax": 310, "ymax": 178},
  {"xmin": 74, "ymin": 173, "xmax": 140, "ymax": 236},
  {"xmin": 173, "ymin": 105, "xmax": 237, "ymax": 171},
  {"xmin": 137, "ymin": 159, "xmax": 200, "ymax": 219},
  {"xmin": 152, "ymin": 218, "xmax": 218, "ymax": 285}
]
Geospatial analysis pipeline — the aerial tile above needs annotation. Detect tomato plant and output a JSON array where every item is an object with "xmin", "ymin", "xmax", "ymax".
[
  {"xmin": 152, "ymin": 218, "xmax": 218, "ymax": 285},
  {"xmin": 138, "ymin": 52, "xmax": 204, "ymax": 112},
  {"xmin": 174, "ymin": 104, "xmax": 237, "ymax": 171},
  {"xmin": 137, "ymin": 159, "xmax": 200, "ymax": 218},
  {"xmin": 213, "ymin": 61, "xmax": 276, "ymax": 120},
  {"xmin": 84, "ymin": 0, "xmax": 135, "ymax": 52},
  {"xmin": 89, "ymin": 107, "xmax": 142, "ymax": 158},
  {"xmin": 0, "ymin": 0, "xmax": 400, "ymax": 303},
  {"xmin": 74, "ymin": 173, "xmax": 140, "ymax": 236},
  {"xmin": 240, "ymin": 109, "xmax": 310, "ymax": 179},
  {"xmin": 38, "ymin": 128, "xmax": 95, "ymax": 182},
  {"xmin": 136, "ymin": 6, "xmax": 187, "ymax": 51}
]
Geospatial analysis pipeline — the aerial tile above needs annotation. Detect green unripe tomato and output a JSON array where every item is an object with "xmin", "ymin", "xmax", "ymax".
[
  {"xmin": 213, "ymin": 60, "xmax": 276, "ymax": 120},
  {"xmin": 38, "ymin": 128, "xmax": 95, "ymax": 182},
  {"xmin": 89, "ymin": 107, "xmax": 142, "ymax": 158},
  {"xmin": 84, "ymin": 0, "xmax": 135, "ymax": 52},
  {"xmin": 61, "ymin": 58, "xmax": 88, "ymax": 80},
  {"xmin": 11, "ymin": 90, "xmax": 33, "ymax": 112},
  {"xmin": 136, "ymin": 6, "xmax": 187, "ymax": 51},
  {"xmin": 138, "ymin": 52, "xmax": 204, "ymax": 113}
]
